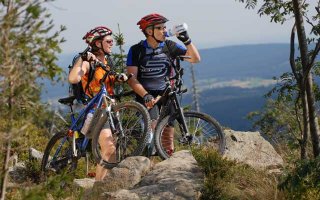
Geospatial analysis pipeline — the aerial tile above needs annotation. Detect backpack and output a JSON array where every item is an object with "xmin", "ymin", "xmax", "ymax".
[
  {"xmin": 68, "ymin": 54, "xmax": 95, "ymax": 104},
  {"xmin": 136, "ymin": 40, "xmax": 173, "ymax": 65}
]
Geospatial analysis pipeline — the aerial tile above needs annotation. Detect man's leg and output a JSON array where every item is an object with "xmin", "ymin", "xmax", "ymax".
[
  {"xmin": 160, "ymin": 102, "xmax": 175, "ymax": 156},
  {"xmin": 161, "ymin": 126, "xmax": 174, "ymax": 155}
]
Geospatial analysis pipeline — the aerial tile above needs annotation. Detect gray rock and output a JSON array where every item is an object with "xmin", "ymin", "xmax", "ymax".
[
  {"xmin": 91, "ymin": 156, "xmax": 151, "ymax": 194},
  {"xmin": 101, "ymin": 189, "xmax": 140, "ymax": 200},
  {"xmin": 74, "ymin": 178, "xmax": 95, "ymax": 189},
  {"xmin": 91, "ymin": 151, "xmax": 203, "ymax": 200},
  {"xmin": 29, "ymin": 147, "xmax": 45, "ymax": 160},
  {"xmin": 8, "ymin": 162, "xmax": 27, "ymax": 183},
  {"xmin": 224, "ymin": 129, "xmax": 284, "ymax": 170},
  {"xmin": 131, "ymin": 150, "xmax": 203, "ymax": 200}
]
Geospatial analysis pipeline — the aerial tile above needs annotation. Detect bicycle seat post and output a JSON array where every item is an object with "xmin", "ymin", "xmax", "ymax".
[{"xmin": 69, "ymin": 103, "xmax": 74, "ymax": 114}]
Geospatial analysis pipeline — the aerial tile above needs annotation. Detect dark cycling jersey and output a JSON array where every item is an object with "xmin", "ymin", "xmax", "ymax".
[{"xmin": 126, "ymin": 40, "xmax": 187, "ymax": 91}]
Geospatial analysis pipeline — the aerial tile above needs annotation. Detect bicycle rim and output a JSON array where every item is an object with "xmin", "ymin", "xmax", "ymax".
[
  {"xmin": 155, "ymin": 111, "xmax": 226, "ymax": 159},
  {"xmin": 41, "ymin": 131, "xmax": 76, "ymax": 175},
  {"xmin": 41, "ymin": 131, "xmax": 95, "ymax": 178}
]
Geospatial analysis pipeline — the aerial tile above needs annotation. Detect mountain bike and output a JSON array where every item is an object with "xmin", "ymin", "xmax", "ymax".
[
  {"xmin": 41, "ymin": 62, "xmax": 150, "ymax": 177},
  {"xmin": 154, "ymin": 56, "xmax": 226, "ymax": 159}
]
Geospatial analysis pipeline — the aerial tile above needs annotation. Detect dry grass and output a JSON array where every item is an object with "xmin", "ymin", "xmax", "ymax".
[{"xmin": 193, "ymin": 148, "xmax": 286, "ymax": 200}]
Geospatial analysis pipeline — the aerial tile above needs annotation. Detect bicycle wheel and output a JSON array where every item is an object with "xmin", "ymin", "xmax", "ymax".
[
  {"xmin": 41, "ymin": 131, "xmax": 96, "ymax": 178},
  {"xmin": 92, "ymin": 101, "xmax": 150, "ymax": 168},
  {"xmin": 155, "ymin": 111, "xmax": 226, "ymax": 160},
  {"xmin": 41, "ymin": 131, "xmax": 77, "ymax": 175}
]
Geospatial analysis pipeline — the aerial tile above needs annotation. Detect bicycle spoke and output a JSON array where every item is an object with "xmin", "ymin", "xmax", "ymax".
[{"xmin": 155, "ymin": 111, "xmax": 225, "ymax": 159}]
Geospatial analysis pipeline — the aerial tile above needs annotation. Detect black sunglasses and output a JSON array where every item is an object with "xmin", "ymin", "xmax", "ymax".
[{"xmin": 154, "ymin": 26, "xmax": 166, "ymax": 30}]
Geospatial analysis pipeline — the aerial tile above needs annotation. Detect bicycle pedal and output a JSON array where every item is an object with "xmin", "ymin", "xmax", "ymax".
[
  {"xmin": 166, "ymin": 149, "xmax": 174, "ymax": 156},
  {"xmin": 87, "ymin": 172, "xmax": 96, "ymax": 177}
]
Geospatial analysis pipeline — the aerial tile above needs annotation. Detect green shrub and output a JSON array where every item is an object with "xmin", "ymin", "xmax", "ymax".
[
  {"xmin": 279, "ymin": 157, "xmax": 320, "ymax": 200},
  {"xmin": 7, "ymin": 172, "xmax": 83, "ymax": 200}
]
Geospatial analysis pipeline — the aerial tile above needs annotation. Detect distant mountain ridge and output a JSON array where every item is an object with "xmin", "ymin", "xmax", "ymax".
[
  {"xmin": 57, "ymin": 43, "xmax": 292, "ymax": 80},
  {"xmin": 186, "ymin": 43, "xmax": 291, "ymax": 80},
  {"xmin": 42, "ymin": 43, "xmax": 293, "ymax": 131}
]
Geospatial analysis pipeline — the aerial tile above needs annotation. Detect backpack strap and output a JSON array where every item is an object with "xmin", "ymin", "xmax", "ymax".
[
  {"xmin": 163, "ymin": 40, "xmax": 174, "ymax": 67},
  {"xmin": 84, "ymin": 63, "xmax": 95, "ymax": 97},
  {"xmin": 137, "ymin": 40, "xmax": 146, "ymax": 66}
]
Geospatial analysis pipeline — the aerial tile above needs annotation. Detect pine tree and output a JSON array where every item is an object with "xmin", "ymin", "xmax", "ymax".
[{"xmin": 0, "ymin": 0, "xmax": 65, "ymax": 198}]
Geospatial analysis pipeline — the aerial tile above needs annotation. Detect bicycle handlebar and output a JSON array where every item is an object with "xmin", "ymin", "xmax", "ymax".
[
  {"xmin": 93, "ymin": 60, "xmax": 133, "ymax": 84},
  {"xmin": 177, "ymin": 55, "xmax": 191, "ymax": 61}
]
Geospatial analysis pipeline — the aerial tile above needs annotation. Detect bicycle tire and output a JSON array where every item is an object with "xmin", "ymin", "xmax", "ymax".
[
  {"xmin": 41, "ymin": 131, "xmax": 96, "ymax": 178},
  {"xmin": 155, "ymin": 111, "xmax": 226, "ymax": 160},
  {"xmin": 91, "ymin": 101, "xmax": 150, "ymax": 168},
  {"xmin": 41, "ymin": 131, "xmax": 77, "ymax": 175}
]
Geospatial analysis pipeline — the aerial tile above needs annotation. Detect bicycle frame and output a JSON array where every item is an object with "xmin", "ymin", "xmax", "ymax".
[
  {"xmin": 54, "ymin": 82, "xmax": 119, "ymax": 160},
  {"xmin": 160, "ymin": 83, "xmax": 190, "ymax": 139},
  {"xmin": 157, "ymin": 57, "xmax": 191, "ymax": 140}
]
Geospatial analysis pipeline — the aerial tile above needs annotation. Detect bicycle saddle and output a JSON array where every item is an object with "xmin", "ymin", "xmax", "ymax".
[{"xmin": 58, "ymin": 96, "xmax": 76, "ymax": 105}]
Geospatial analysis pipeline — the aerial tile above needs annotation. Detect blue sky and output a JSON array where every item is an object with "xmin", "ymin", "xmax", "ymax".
[{"xmin": 48, "ymin": 0, "xmax": 303, "ymax": 54}]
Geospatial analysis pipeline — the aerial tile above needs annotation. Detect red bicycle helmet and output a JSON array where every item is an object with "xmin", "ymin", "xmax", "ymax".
[
  {"xmin": 137, "ymin": 13, "xmax": 169, "ymax": 31},
  {"xmin": 82, "ymin": 26, "xmax": 112, "ymax": 45}
]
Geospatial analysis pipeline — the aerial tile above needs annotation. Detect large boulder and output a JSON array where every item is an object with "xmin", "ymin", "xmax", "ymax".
[
  {"xmin": 104, "ymin": 150, "xmax": 204, "ymax": 200},
  {"xmin": 88, "ymin": 156, "xmax": 151, "ymax": 198},
  {"xmin": 223, "ymin": 129, "xmax": 284, "ymax": 170}
]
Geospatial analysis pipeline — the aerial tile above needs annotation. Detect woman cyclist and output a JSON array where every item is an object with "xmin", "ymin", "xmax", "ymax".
[{"xmin": 69, "ymin": 26, "xmax": 126, "ymax": 180}]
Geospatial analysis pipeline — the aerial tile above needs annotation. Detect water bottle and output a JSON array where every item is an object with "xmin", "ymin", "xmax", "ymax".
[
  {"xmin": 166, "ymin": 23, "xmax": 188, "ymax": 37},
  {"xmin": 72, "ymin": 130, "xmax": 80, "ymax": 157},
  {"xmin": 81, "ymin": 110, "xmax": 94, "ymax": 135},
  {"xmin": 74, "ymin": 130, "xmax": 79, "ymax": 139}
]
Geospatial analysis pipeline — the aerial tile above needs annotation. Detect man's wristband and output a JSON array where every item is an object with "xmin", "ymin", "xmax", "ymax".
[
  {"xmin": 143, "ymin": 93, "xmax": 149, "ymax": 98},
  {"xmin": 184, "ymin": 39, "xmax": 192, "ymax": 46}
]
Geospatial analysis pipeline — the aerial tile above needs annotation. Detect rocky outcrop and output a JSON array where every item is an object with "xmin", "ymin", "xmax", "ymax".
[
  {"xmin": 98, "ymin": 150, "xmax": 203, "ymax": 200},
  {"xmin": 91, "ymin": 156, "xmax": 151, "ymax": 194},
  {"xmin": 223, "ymin": 129, "xmax": 283, "ymax": 170},
  {"xmin": 9, "ymin": 130, "xmax": 284, "ymax": 199}
]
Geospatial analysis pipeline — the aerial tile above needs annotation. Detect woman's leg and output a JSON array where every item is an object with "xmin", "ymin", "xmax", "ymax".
[{"xmin": 95, "ymin": 128, "xmax": 116, "ymax": 181}]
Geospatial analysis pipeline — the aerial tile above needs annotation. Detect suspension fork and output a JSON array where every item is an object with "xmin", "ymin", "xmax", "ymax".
[
  {"xmin": 102, "ymin": 95, "xmax": 124, "ymax": 137},
  {"xmin": 109, "ymin": 109, "xmax": 124, "ymax": 137}
]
